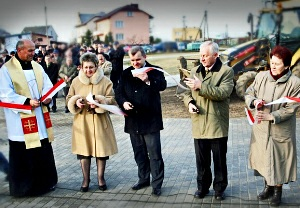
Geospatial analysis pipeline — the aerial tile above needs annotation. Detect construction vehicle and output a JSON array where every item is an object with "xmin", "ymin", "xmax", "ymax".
[
  {"xmin": 220, "ymin": 0, "xmax": 300, "ymax": 100},
  {"xmin": 177, "ymin": 0, "xmax": 300, "ymax": 100}
]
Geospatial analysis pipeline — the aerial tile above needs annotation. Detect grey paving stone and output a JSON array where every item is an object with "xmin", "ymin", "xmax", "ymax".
[{"xmin": 1, "ymin": 100, "xmax": 300, "ymax": 207}]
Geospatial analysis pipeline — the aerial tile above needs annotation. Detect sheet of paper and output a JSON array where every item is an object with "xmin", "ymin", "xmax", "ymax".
[{"xmin": 86, "ymin": 93, "xmax": 126, "ymax": 116}]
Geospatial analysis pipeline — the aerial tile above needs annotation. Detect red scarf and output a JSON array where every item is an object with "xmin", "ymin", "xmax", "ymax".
[{"xmin": 269, "ymin": 68, "xmax": 289, "ymax": 81}]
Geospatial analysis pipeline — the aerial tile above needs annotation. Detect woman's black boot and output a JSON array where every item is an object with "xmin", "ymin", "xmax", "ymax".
[
  {"xmin": 270, "ymin": 186, "xmax": 282, "ymax": 207},
  {"xmin": 258, "ymin": 181, "xmax": 274, "ymax": 200}
]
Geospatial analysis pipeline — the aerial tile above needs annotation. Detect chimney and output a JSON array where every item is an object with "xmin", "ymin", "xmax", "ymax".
[{"xmin": 130, "ymin": 4, "xmax": 138, "ymax": 9}]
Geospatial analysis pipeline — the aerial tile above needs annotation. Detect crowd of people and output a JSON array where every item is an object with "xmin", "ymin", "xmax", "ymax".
[{"xmin": 0, "ymin": 39, "xmax": 299, "ymax": 207}]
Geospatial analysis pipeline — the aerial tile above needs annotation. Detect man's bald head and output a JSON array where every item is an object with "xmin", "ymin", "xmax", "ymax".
[{"xmin": 16, "ymin": 39, "xmax": 36, "ymax": 62}]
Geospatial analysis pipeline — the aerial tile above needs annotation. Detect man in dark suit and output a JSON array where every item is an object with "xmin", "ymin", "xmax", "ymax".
[
  {"xmin": 115, "ymin": 46, "xmax": 166, "ymax": 197},
  {"xmin": 42, "ymin": 54, "xmax": 59, "ymax": 112},
  {"xmin": 110, "ymin": 41, "xmax": 125, "ymax": 89}
]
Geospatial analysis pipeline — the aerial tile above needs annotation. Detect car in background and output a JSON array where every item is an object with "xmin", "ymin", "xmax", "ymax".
[
  {"xmin": 141, "ymin": 45, "xmax": 154, "ymax": 54},
  {"xmin": 152, "ymin": 41, "xmax": 178, "ymax": 52},
  {"xmin": 123, "ymin": 44, "xmax": 154, "ymax": 54},
  {"xmin": 186, "ymin": 42, "xmax": 202, "ymax": 51},
  {"xmin": 177, "ymin": 42, "xmax": 187, "ymax": 51}
]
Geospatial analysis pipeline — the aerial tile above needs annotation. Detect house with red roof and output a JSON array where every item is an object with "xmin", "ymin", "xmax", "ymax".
[{"xmin": 76, "ymin": 4, "xmax": 153, "ymax": 45}]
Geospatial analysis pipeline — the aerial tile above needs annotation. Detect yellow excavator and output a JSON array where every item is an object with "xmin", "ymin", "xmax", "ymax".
[{"xmin": 220, "ymin": 0, "xmax": 300, "ymax": 100}]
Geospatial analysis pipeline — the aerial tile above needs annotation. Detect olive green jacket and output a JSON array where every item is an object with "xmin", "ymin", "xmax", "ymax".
[
  {"xmin": 58, "ymin": 63, "xmax": 78, "ymax": 87},
  {"xmin": 183, "ymin": 58, "xmax": 234, "ymax": 139}
]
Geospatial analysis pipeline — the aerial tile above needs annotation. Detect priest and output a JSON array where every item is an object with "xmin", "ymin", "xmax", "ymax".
[{"xmin": 0, "ymin": 39, "xmax": 57, "ymax": 197}]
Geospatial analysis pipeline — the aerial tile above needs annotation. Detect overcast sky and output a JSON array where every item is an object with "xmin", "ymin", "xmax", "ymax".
[{"xmin": 0, "ymin": 0, "xmax": 298, "ymax": 43}]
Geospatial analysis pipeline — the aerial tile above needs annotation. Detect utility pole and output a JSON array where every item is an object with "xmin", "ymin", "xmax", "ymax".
[
  {"xmin": 44, "ymin": 0, "xmax": 49, "ymax": 46},
  {"xmin": 248, "ymin": 13, "xmax": 253, "ymax": 40},
  {"xmin": 182, "ymin": 16, "xmax": 186, "ymax": 41},
  {"xmin": 195, "ymin": 10, "xmax": 209, "ymax": 41},
  {"xmin": 225, "ymin": 24, "xmax": 228, "ymax": 45}
]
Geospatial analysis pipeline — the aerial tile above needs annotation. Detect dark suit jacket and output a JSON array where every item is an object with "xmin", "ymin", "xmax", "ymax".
[
  {"xmin": 43, "ymin": 63, "xmax": 59, "ymax": 85},
  {"xmin": 115, "ymin": 61, "xmax": 167, "ymax": 134}
]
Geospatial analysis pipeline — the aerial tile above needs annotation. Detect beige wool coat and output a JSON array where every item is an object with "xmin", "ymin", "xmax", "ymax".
[
  {"xmin": 245, "ymin": 70, "xmax": 300, "ymax": 185},
  {"xmin": 66, "ymin": 68, "xmax": 118, "ymax": 157}
]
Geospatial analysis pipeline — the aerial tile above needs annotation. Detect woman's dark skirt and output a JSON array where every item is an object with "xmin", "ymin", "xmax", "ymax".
[{"xmin": 9, "ymin": 138, "xmax": 58, "ymax": 197}]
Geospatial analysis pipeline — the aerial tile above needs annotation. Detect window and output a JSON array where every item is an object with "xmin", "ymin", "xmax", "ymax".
[
  {"xmin": 115, "ymin": 21, "xmax": 123, "ymax": 28},
  {"xmin": 116, "ymin": 33, "xmax": 124, "ymax": 41},
  {"xmin": 127, "ymin": 11, "xmax": 133, "ymax": 17}
]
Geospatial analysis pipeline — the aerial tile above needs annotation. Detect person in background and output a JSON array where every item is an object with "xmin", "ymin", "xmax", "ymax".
[
  {"xmin": 52, "ymin": 49, "xmax": 63, "ymax": 69},
  {"xmin": 0, "ymin": 151, "xmax": 9, "ymax": 181},
  {"xmin": 10, "ymin": 51, "xmax": 15, "ymax": 57},
  {"xmin": 1, "ymin": 49, "xmax": 11, "ymax": 63},
  {"xmin": 59, "ymin": 57, "xmax": 78, "ymax": 113},
  {"xmin": 0, "ymin": 39, "xmax": 57, "ymax": 197},
  {"xmin": 110, "ymin": 41, "xmax": 125, "ymax": 89},
  {"xmin": 36, "ymin": 53, "xmax": 45, "ymax": 65},
  {"xmin": 115, "ymin": 46, "xmax": 166, "ymax": 197},
  {"xmin": 97, "ymin": 52, "xmax": 112, "ymax": 79},
  {"xmin": 67, "ymin": 52, "xmax": 118, "ymax": 192},
  {"xmin": 43, "ymin": 54, "xmax": 59, "ymax": 113},
  {"xmin": 183, "ymin": 41, "xmax": 234, "ymax": 201},
  {"xmin": 0, "ymin": 58, "xmax": 4, "ymax": 68},
  {"xmin": 245, "ymin": 45, "xmax": 300, "ymax": 207}
]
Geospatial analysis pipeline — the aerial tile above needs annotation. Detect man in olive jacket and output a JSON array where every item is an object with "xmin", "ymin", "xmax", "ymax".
[
  {"xmin": 115, "ymin": 46, "xmax": 166, "ymax": 197},
  {"xmin": 183, "ymin": 41, "xmax": 234, "ymax": 201},
  {"xmin": 59, "ymin": 56, "xmax": 78, "ymax": 113}
]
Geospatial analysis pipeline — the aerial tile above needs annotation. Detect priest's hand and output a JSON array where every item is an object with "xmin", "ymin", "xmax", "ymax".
[
  {"xmin": 42, "ymin": 98, "xmax": 52, "ymax": 105},
  {"xmin": 30, "ymin": 99, "xmax": 40, "ymax": 108}
]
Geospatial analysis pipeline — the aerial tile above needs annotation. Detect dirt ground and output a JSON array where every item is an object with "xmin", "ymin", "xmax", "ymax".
[{"xmin": 161, "ymin": 86, "xmax": 247, "ymax": 118}]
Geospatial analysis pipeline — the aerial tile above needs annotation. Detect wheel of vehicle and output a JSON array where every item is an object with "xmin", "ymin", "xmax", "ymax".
[
  {"xmin": 235, "ymin": 71, "xmax": 257, "ymax": 100},
  {"xmin": 292, "ymin": 62, "xmax": 300, "ymax": 78}
]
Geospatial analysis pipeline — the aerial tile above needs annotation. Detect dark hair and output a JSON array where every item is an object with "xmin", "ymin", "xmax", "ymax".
[
  {"xmin": 270, "ymin": 46, "xmax": 292, "ymax": 67},
  {"xmin": 16, "ymin": 40, "xmax": 25, "ymax": 50},
  {"xmin": 129, "ymin": 46, "xmax": 146, "ymax": 57},
  {"xmin": 98, "ymin": 52, "xmax": 110, "ymax": 61}
]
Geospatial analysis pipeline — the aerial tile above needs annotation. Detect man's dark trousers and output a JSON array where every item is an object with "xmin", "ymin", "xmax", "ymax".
[
  {"xmin": 194, "ymin": 137, "xmax": 228, "ymax": 193},
  {"xmin": 129, "ymin": 131, "xmax": 164, "ymax": 189}
]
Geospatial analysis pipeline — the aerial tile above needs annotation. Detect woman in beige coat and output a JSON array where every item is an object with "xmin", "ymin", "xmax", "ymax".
[
  {"xmin": 67, "ymin": 52, "xmax": 118, "ymax": 192},
  {"xmin": 245, "ymin": 46, "xmax": 300, "ymax": 206}
]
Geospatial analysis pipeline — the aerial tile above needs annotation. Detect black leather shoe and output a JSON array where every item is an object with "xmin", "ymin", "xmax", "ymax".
[
  {"xmin": 194, "ymin": 190, "xmax": 209, "ymax": 198},
  {"xmin": 152, "ymin": 188, "xmax": 161, "ymax": 196},
  {"xmin": 99, "ymin": 184, "xmax": 107, "ymax": 191},
  {"xmin": 80, "ymin": 179, "xmax": 90, "ymax": 192},
  {"xmin": 80, "ymin": 186, "xmax": 89, "ymax": 192},
  {"xmin": 131, "ymin": 182, "xmax": 150, "ymax": 190},
  {"xmin": 214, "ymin": 191, "xmax": 225, "ymax": 200}
]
